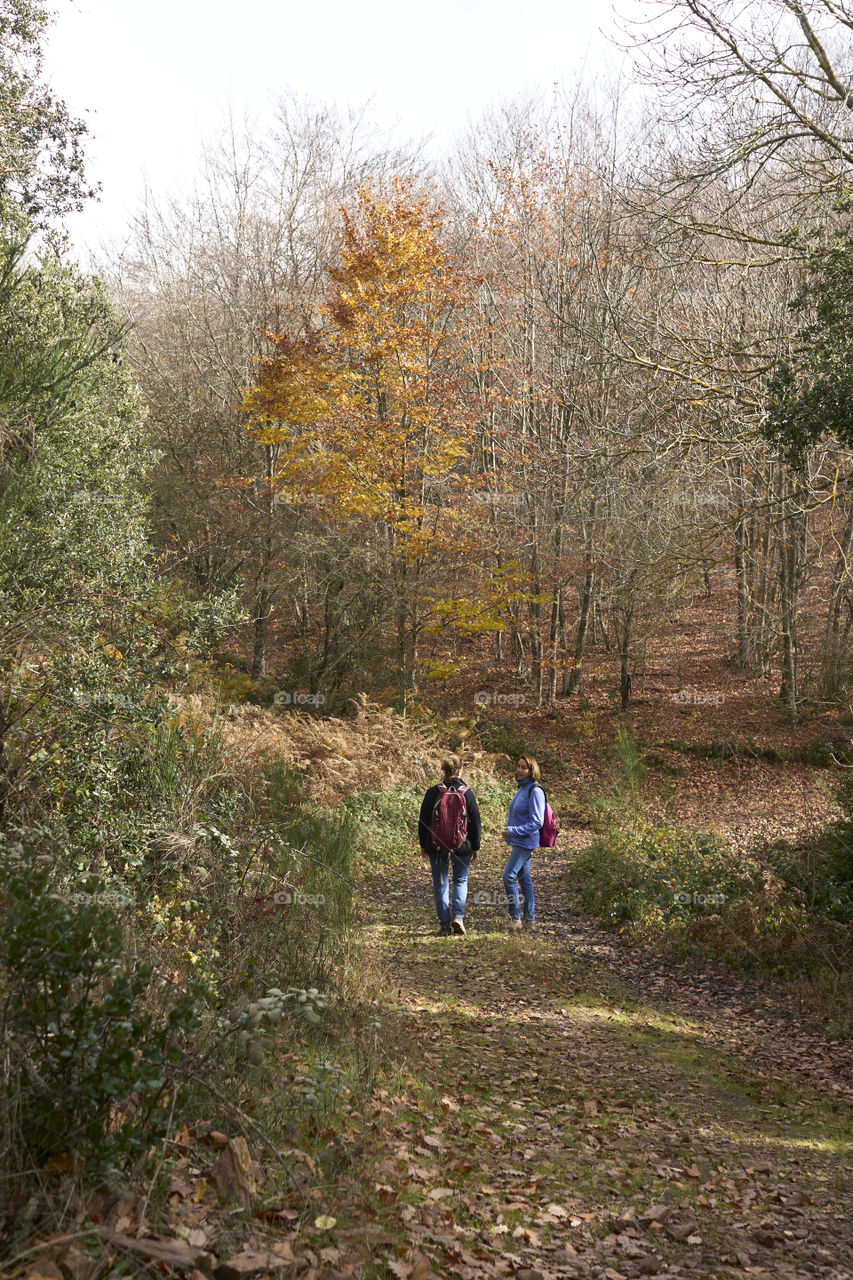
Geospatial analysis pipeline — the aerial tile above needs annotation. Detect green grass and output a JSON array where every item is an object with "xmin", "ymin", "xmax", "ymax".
[{"xmin": 341, "ymin": 778, "xmax": 515, "ymax": 874}]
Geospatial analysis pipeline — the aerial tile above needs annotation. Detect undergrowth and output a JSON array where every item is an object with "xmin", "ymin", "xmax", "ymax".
[
  {"xmin": 342, "ymin": 777, "xmax": 514, "ymax": 874},
  {"xmin": 0, "ymin": 690, "xmax": 384, "ymax": 1235},
  {"xmin": 764, "ymin": 774, "xmax": 853, "ymax": 926},
  {"xmin": 570, "ymin": 728, "xmax": 853, "ymax": 984}
]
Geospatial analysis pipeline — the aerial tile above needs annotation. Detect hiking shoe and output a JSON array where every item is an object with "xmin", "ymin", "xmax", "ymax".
[
  {"xmin": 507, "ymin": 917, "xmax": 522, "ymax": 931},
  {"xmin": 451, "ymin": 916, "xmax": 466, "ymax": 935},
  {"xmin": 522, "ymin": 919, "xmax": 535, "ymax": 933},
  {"xmin": 438, "ymin": 923, "xmax": 452, "ymax": 936}
]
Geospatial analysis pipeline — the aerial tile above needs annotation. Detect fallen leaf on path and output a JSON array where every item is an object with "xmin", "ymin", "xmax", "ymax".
[
  {"xmin": 387, "ymin": 1262, "xmax": 412, "ymax": 1280},
  {"xmin": 212, "ymin": 1137, "xmax": 255, "ymax": 1210},
  {"xmin": 213, "ymin": 1251, "xmax": 290, "ymax": 1279},
  {"xmin": 101, "ymin": 1233, "xmax": 214, "ymax": 1272},
  {"xmin": 24, "ymin": 1265, "xmax": 63, "ymax": 1280}
]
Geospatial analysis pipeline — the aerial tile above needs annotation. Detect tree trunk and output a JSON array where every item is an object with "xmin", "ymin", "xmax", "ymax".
[
  {"xmin": 617, "ymin": 600, "xmax": 634, "ymax": 712},
  {"xmin": 250, "ymin": 574, "xmax": 271, "ymax": 679},
  {"xmin": 511, "ymin": 602, "xmax": 525, "ymax": 677},
  {"xmin": 531, "ymin": 628, "xmax": 543, "ymax": 707},
  {"xmin": 734, "ymin": 510, "xmax": 749, "ymax": 666},
  {"xmin": 250, "ymin": 447, "xmax": 276, "ymax": 679},
  {"xmin": 777, "ymin": 477, "xmax": 806, "ymax": 722},
  {"xmin": 0, "ymin": 693, "xmax": 10, "ymax": 824},
  {"xmin": 620, "ymin": 648, "xmax": 632, "ymax": 712},
  {"xmin": 548, "ymin": 586, "xmax": 561, "ymax": 703},
  {"xmin": 565, "ymin": 565, "xmax": 595, "ymax": 695},
  {"xmin": 820, "ymin": 502, "xmax": 853, "ymax": 698},
  {"xmin": 396, "ymin": 592, "xmax": 408, "ymax": 716}
]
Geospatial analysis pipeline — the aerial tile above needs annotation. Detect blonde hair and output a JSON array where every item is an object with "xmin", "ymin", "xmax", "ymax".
[
  {"xmin": 442, "ymin": 754, "xmax": 463, "ymax": 780},
  {"xmin": 518, "ymin": 754, "xmax": 541, "ymax": 782}
]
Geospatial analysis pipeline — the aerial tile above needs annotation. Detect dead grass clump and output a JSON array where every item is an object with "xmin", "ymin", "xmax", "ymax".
[{"xmin": 176, "ymin": 692, "xmax": 498, "ymax": 800}]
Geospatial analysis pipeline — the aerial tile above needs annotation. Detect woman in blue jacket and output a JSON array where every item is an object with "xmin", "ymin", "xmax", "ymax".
[{"xmin": 502, "ymin": 754, "xmax": 544, "ymax": 930}]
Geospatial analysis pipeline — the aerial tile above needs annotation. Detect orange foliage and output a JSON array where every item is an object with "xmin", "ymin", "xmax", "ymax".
[{"xmin": 244, "ymin": 180, "xmax": 478, "ymax": 545}]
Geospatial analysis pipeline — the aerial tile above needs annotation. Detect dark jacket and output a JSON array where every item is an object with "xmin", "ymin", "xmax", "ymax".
[{"xmin": 418, "ymin": 776, "xmax": 482, "ymax": 854}]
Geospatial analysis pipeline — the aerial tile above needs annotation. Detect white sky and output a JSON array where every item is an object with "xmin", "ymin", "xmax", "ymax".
[{"xmin": 43, "ymin": 0, "xmax": 623, "ymax": 262}]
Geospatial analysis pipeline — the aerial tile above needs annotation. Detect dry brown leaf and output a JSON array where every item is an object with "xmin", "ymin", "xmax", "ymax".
[
  {"xmin": 387, "ymin": 1263, "xmax": 412, "ymax": 1280},
  {"xmin": 212, "ymin": 1137, "xmax": 256, "ymax": 1210},
  {"xmin": 24, "ymin": 1265, "xmax": 63, "ymax": 1280}
]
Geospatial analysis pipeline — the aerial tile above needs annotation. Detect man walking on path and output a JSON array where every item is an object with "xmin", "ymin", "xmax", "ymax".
[{"xmin": 418, "ymin": 754, "xmax": 482, "ymax": 935}]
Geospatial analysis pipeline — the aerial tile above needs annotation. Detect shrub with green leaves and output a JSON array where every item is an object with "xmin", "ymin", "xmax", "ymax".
[
  {"xmin": 474, "ymin": 712, "xmax": 532, "ymax": 765},
  {"xmin": 572, "ymin": 819, "xmax": 758, "ymax": 929},
  {"xmin": 0, "ymin": 831, "xmax": 200, "ymax": 1173},
  {"xmin": 568, "ymin": 816, "xmax": 826, "ymax": 971},
  {"xmin": 342, "ymin": 784, "xmax": 423, "ymax": 870}
]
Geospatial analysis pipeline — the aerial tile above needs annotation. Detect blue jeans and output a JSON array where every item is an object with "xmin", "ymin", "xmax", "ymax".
[
  {"xmin": 428, "ymin": 846, "xmax": 472, "ymax": 925},
  {"xmin": 503, "ymin": 845, "xmax": 534, "ymax": 921}
]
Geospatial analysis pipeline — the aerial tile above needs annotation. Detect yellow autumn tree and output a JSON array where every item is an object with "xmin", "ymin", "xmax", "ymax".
[{"xmin": 244, "ymin": 180, "xmax": 479, "ymax": 708}]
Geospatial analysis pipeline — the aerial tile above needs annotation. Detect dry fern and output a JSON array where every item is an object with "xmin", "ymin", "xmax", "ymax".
[{"xmin": 172, "ymin": 691, "xmax": 497, "ymax": 801}]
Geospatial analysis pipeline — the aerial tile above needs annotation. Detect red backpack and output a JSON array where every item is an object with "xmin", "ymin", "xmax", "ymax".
[
  {"xmin": 430, "ymin": 782, "xmax": 469, "ymax": 853},
  {"xmin": 538, "ymin": 786, "xmax": 560, "ymax": 847}
]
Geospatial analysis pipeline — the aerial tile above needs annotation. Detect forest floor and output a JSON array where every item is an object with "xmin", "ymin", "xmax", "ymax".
[
  {"xmin": 289, "ymin": 839, "xmax": 852, "ymax": 1280},
  {"xmin": 431, "ymin": 575, "xmax": 851, "ymax": 853},
  {"xmin": 124, "ymin": 837, "xmax": 848, "ymax": 1280},
  {"xmin": 16, "ymin": 579, "xmax": 853, "ymax": 1280},
  {"xmin": 32, "ymin": 831, "xmax": 852, "ymax": 1280}
]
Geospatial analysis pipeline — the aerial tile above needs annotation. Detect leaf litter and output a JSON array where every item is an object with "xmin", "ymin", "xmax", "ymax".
[{"xmin": 16, "ymin": 840, "xmax": 851, "ymax": 1280}]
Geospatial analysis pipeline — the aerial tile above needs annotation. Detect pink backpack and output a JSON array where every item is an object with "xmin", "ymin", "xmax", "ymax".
[
  {"xmin": 430, "ymin": 783, "xmax": 469, "ymax": 853},
  {"xmin": 538, "ymin": 787, "xmax": 560, "ymax": 847}
]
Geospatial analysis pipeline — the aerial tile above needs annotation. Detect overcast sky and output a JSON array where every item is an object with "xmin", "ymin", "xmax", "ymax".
[{"xmin": 43, "ymin": 0, "xmax": 623, "ymax": 261}]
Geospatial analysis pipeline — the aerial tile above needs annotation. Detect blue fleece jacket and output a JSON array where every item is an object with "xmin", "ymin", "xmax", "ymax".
[{"xmin": 504, "ymin": 779, "xmax": 545, "ymax": 850}]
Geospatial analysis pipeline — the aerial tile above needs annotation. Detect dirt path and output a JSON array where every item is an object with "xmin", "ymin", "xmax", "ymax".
[
  {"xmin": 338, "ymin": 843, "xmax": 852, "ymax": 1280},
  {"xmin": 33, "ymin": 844, "xmax": 849, "ymax": 1280}
]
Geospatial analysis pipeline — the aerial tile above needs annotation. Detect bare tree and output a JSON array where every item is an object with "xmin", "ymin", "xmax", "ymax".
[
  {"xmin": 112, "ymin": 99, "xmax": 417, "ymax": 686},
  {"xmin": 621, "ymin": 0, "xmax": 853, "ymax": 199}
]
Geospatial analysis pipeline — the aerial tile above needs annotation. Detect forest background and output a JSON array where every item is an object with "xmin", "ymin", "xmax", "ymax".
[{"xmin": 0, "ymin": 0, "xmax": 852, "ymax": 1262}]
